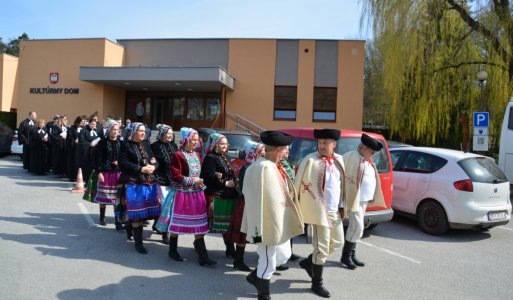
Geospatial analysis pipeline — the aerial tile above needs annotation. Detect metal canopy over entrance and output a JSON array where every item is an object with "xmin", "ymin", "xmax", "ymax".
[{"xmin": 79, "ymin": 66, "xmax": 235, "ymax": 91}]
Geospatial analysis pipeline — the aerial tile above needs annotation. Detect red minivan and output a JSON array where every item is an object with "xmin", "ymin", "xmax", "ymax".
[{"xmin": 279, "ymin": 128, "xmax": 394, "ymax": 228}]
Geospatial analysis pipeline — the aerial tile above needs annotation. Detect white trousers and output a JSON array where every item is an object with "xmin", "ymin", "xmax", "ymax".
[
  {"xmin": 312, "ymin": 211, "xmax": 344, "ymax": 264},
  {"xmin": 346, "ymin": 203, "xmax": 368, "ymax": 243},
  {"xmin": 256, "ymin": 240, "xmax": 291, "ymax": 280}
]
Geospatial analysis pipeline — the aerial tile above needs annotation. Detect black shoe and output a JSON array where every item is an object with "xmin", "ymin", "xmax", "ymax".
[
  {"xmin": 276, "ymin": 264, "xmax": 289, "ymax": 271},
  {"xmin": 135, "ymin": 243, "xmax": 147, "ymax": 254},
  {"xmin": 256, "ymin": 277, "xmax": 271, "ymax": 300},
  {"xmin": 289, "ymin": 253, "xmax": 300, "ymax": 261},
  {"xmin": 126, "ymin": 223, "xmax": 133, "ymax": 240},
  {"xmin": 234, "ymin": 246, "xmax": 251, "ymax": 271},
  {"xmin": 223, "ymin": 235, "xmax": 236, "ymax": 258}
]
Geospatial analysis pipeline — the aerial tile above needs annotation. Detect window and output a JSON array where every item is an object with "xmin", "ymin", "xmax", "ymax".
[
  {"xmin": 397, "ymin": 151, "xmax": 447, "ymax": 174},
  {"xmin": 187, "ymin": 97, "xmax": 204, "ymax": 120},
  {"xmin": 274, "ymin": 86, "xmax": 297, "ymax": 120},
  {"xmin": 206, "ymin": 98, "xmax": 220, "ymax": 121},
  {"xmin": 313, "ymin": 87, "xmax": 337, "ymax": 122},
  {"xmin": 172, "ymin": 97, "xmax": 185, "ymax": 120}
]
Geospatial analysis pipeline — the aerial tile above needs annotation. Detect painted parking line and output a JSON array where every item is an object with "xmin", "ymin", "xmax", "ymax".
[
  {"xmin": 77, "ymin": 203, "xmax": 96, "ymax": 227},
  {"xmin": 359, "ymin": 240, "xmax": 422, "ymax": 264},
  {"xmin": 498, "ymin": 226, "xmax": 513, "ymax": 231}
]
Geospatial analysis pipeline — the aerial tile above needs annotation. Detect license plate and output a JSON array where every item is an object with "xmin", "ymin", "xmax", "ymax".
[{"xmin": 487, "ymin": 211, "xmax": 508, "ymax": 221}]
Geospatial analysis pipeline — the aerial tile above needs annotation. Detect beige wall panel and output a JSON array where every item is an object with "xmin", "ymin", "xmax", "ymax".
[
  {"xmin": 0, "ymin": 54, "xmax": 18, "ymax": 112},
  {"xmin": 337, "ymin": 41, "xmax": 364, "ymax": 130},
  {"xmin": 16, "ymin": 39, "xmax": 123, "ymax": 123},
  {"xmin": 225, "ymin": 39, "xmax": 277, "ymax": 129},
  {"xmin": 104, "ymin": 40, "xmax": 125, "ymax": 67},
  {"xmin": 294, "ymin": 40, "xmax": 316, "ymax": 128},
  {"xmin": 102, "ymin": 84, "xmax": 125, "ymax": 119}
]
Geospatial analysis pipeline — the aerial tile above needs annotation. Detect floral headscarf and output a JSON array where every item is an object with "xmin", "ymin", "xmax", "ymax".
[
  {"xmin": 106, "ymin": 119, "xmax": 119, "ymax": 133},
  {"xmin": 245, "ymin": 141, "xmax": 265, "ymax": 164},
  {"xmin": 128, "ymin": 122, "xmax": 144, "ymax": 141},
  {"xmin": 157, "ymin": 124, "xmax": 173, "ymax": 140},
  {"xmin": 205, "ymin": 132, "xmax": 227, "ymax": 156},
  {"xmin": 180, "ymin": 127, "xmax": 198, "ymax": 146}
]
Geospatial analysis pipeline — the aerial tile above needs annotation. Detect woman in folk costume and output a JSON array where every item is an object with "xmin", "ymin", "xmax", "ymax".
[
  {"xmin": 50, "ymin": 115, "xmax": 69, "ymax": 177},
  {"xmin": 295, "ymin": 128, "xmax": 345, "ymax": 298},
  {"xmin": 28, "ymin": 119, "xmax": 49, "ymax": 175},
  {"xmin": 93, "ymin": 120, "xmax": 122, "ymax": 227},
  {"xmin": 150, "ymin": 124, "xmax": 178, "ymax": 244},
  {"xmin": 340, "ymin": 133, "xmax": 385, "ymax": 269},
  {"xmin": 242, "ymin": 131, "xmax": 304, "ymax": 300},
  {"xmin": 225, "ymin": 141, "xmax": 265, "ymax": 272},
  {"xmin": 156, "ymin": 127, "xmax": 216, "ymax": 267},
  {"xmin": 78, "ymin": 118, "xmax": 100, "ymax": 183},
  {"xmin": 200, "ymin": 133, "xmax": 240, "ymax": 260},
  {"xmin": 117, "ymin": 122, "xmax": 161, "ymax": 254}
]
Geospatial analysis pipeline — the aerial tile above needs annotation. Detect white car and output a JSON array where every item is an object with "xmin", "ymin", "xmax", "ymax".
[
  {"xmin": 10, "ymin": 130, "xmax": 23, "ymax": 157},
  {"xmin": 390, "ymin": 147, "xmax": 511, "ymax": 235}
]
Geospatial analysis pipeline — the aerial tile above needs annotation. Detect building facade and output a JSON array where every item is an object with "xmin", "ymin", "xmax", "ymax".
[{"xmin": 4, "ymin": 38, "xmax": 365, "ymax": 131}]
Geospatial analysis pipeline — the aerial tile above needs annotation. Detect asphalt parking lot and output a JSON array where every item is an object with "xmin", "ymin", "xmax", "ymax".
[{"xmin": 0, "ymin": 154, "xmax": 512, "ymax": 299}]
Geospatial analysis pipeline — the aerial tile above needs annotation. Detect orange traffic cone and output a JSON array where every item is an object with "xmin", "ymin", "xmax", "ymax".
[{"xmin": 72, "ymin": 168, "xmax": 85, "ymax": 193}]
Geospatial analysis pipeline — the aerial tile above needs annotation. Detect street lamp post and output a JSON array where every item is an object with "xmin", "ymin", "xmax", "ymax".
[{"xmin": 476, "ymin": 70, "xmax": 488, "ymax": 111}]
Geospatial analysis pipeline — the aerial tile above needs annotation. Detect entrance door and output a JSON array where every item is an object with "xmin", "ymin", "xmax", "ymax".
[{"xmin": 152, "ymin": 98, "xmax": 165, "ymax": 129}]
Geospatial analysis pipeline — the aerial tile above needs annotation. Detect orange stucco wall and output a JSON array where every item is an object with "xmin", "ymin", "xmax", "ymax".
[
  {"xmin": 0, "ymin": 53, "xmax": 18, "ymax": 112},
  {"xmin": 15, "ymin": 38, "xmax": 124, "ymax": 123},
  {"xmin": 225, "ymin": 39, "xmax": 365, "ymax": 130},
  {"xmin": 225, "ymin": 39, "xmax": 277, "ymax": 129},
  {"xmin": 337, "ymin": 40, "xmax": 364, "ymax": 130}
]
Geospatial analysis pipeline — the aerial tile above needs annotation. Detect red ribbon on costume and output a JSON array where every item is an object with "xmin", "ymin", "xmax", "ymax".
[
  {"xmin": 277, "ymin": 164, "xmax": 287, "ymax": 181},
  {"xmin": 324, "ymin": 156, "xmax": 333, "ymax": 166}
]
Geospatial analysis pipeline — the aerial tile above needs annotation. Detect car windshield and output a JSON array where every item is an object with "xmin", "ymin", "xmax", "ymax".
[
  {"xmin": 288, "ymin": 137, "xmax": 391, "ymax": 174},
  {"xmin": 225, "ymin": 134, "xmax": 259, "ymax": 151},
  {"xmin": 458, "ymin": 157, "xmax": 509, "ymax": 184}
]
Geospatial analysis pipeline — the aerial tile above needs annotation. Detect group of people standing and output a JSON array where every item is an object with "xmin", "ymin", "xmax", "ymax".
[{"xmin": 18, "ymin": 111, "xmax": 386, "ymax": 299}]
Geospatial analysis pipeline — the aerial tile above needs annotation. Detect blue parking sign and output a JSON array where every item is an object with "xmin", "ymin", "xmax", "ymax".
[{"xmin": 473, "ymin": 112, "xmax": 489, "ymax": 127}]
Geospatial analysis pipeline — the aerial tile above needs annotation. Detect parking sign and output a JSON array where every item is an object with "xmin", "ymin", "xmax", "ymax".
[{"xmin": 473, "ymin": 112, "xmax": 489, "ymax": 127}]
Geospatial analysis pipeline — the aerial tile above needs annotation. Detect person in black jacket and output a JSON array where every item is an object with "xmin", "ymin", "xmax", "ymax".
[
  {"xmin": 94, "ymin": 120, "xmax": 122, "ymax": 226},
  {"xmin": 200, "ymin": 133, "xmax": 243, "ymax": 268},
  {"xmin": 150, "ymin": 124, "xmax": 178, "ymax": 243},
  {"xmin": 18, "ymin": 111, "xmax": 37, "ymax": 169},
  {"xmin": 51, "ymin": 115, "xmax": 69, "ymax": 177},
  {"xmin": 117, "ymin": 122, "xmax": 160, "ymax": 254},
  {"xmin": 28, "ymin": 119, "xmax": 48, "ymax": 175},
  {"xmin": 78, "ymin": 118, "xmax": 100, "ymax": 183},
  {"xmin": 66, "ymin": 116, "xmax": 86, "ymax": 181}
]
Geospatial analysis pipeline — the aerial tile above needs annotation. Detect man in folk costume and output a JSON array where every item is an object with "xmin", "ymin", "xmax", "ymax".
[
  {"xmin": 295, "ymin": 128, "xmax": 345, "ymax": 298},
  {"xmin": 18, "ymin": 111, "xmax": 37, "ymax": 169},
  {"xmin": 242, "ymin": 131, "xmax": 304, "ymax": 300},
  {"xmin": 340, "ymin": 133, "xmax": 385, "ymax": 269}
]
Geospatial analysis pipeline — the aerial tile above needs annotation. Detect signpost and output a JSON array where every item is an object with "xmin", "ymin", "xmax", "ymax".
[{"xmin": 473, "ymin": 112, "xmax": 489, "ymax": 151}]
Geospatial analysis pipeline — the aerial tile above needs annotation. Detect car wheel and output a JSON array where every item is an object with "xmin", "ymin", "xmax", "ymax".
[{"xmin": 417, "ymin": 201, "xmax": 449, "ymax": 235}]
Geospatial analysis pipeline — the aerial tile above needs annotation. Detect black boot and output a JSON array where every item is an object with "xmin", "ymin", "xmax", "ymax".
[
  {"xmin": 133, "ymin": 226, "xmax": 147, "ymax": 254},
  {"xmin": 168, "ymin": 236, "xmax": 184, "ymax": 261},
  {"xmin": 114, "ymin": 218, "xmax": 123, "ymax": 231},
  {"xmin": 246, "ymin": 268, "xmax": 257, "ymax": 287},
  {"xmin": 234, "ymin": 245, "xmax": 251, "ymax": 271},
  {"xmin": 224, "ymin": 234, "xmax": 236, "ymax": 258},
  {"xmin": 351, "ymin": 243, "xmax": 365, "ymax": 267},
  {"xmin": 256, "ymin": 277, "xmax": 271, "ymax": 300},
  {"xmin": 125, "ymin": 222, "xmax": 133, "ymax": 240},
  {"xmin": 193, "ymin": 238, "xmax": 217, "ymax": 267},
  {"xmin": 99, "ymin": 207, "xmax": 107, "ymax": 226},
  {"xmin": 340, "ymin": 241, "xmax": 356, "ymax": 269},
  {"xmin": 161, "ymin": 233, "xmax": 169, "ymax": 245},
  {"xmin": 299, "ymin": 254, "xmax": 313, "ymax": 278},
  {"xmin": 311, "ymin": 264, "xmax": 331, "ymax": 298}
]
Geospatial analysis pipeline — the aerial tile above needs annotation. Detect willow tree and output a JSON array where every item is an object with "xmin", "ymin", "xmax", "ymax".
[{"xmin": 360, "ymin": 0, "xmax": 513, "ymax": 149}]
